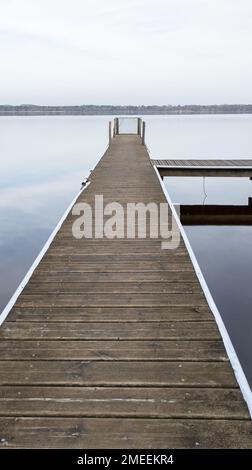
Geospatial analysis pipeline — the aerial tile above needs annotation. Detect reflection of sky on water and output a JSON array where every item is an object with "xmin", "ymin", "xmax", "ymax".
[
  {"xmin": 0, "ymin": 116, "xmax": 108, "ymax": 187},
  {"xmin": 165, "ymin": 177, "xmax": 252, "ymax": 206},
  {"xmin": 0, "ymin": 116, "xmax": 109, "ymax": 311},
  {"xmin": 0, "ymin": 224, "xmax": 49, "ymax": 312},
  {"xmin": 0, "ymin": 172, "xmax": 81, "ymax": 216},
  {"xmin": 185, "ymin": 226, "xmax": 252, "ymax": 388},
  {"xmin": 145, "ymin": 114, "xmax": 252, "ymax": 159}
]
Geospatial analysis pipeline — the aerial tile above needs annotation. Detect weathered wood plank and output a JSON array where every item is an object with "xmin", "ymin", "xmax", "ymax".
[
  {"xmin": 0, "ymin": 340, "xmax": 226, "ymax": 361},
  {"xmin": 0, "ymin": 387, "xmax": 247, "ymax": 419},
  {"xmin": 7, "ymin": 306, "xmax": 212, "ymax": 323},
  {"xmin": 0, "ymin": 361, "xmax": 236, "ymax": 387},
  {"xmin": 29, "ymin": 271, "xmax": 199, "ymax": 283},
  {"xmin": 47, "ymin": 240, "xmax": 183, "ymax": 249},
  {"xmin": 15, "ymin": 292, "xmax": 206, "ymax": 307},
  {"xmin": 0, "ymin": 321, "xmax": 219, "ymax": 340},
  {"xmin": 0, "ymin": 417, "xmax": 251, "ymax": 448},
  {"xmin": 23, "ymin": 281, "xmax": 201, "ymax": 294},
  {"xmin": 49, "ymin": 240, "xmax": 182, "ymax": 249},
  {"xmin": 43, "ymin": 254, "xmax": 189, "ymax": 261},
  {"xmin": 32, "ymin": 262, "xmax": 195, "ymax": 271}
]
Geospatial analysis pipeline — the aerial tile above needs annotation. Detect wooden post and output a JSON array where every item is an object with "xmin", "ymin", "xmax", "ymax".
[
  {"xmin": 113, "ymin": 118, "xmax": 116, "ymax": 137},
  {"xmin": 142, "ymin": 121, "xmax": 146, "ymax": 145},
  {"xmin": 114, "ymin": 118, "xmax": 119, "ymax": 137},
  {"xmin": 137, "ymin": 118, "xmax": 142, "ymax": 136},
  {"xmin": 109, "ymin": 121, "xmax": 112, "ymax": 145}
]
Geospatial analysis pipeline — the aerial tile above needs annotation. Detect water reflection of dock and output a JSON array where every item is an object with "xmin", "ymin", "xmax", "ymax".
[
  {"xmin": 180, "ymin": 201, "xmax": 252, "ymax": 225},
  {"xmin": 0, "ymin": 119, "xmax": 252, "ymax": 448}
]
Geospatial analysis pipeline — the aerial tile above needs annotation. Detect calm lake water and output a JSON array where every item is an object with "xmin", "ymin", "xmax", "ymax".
[
  {"xmin": 0, "ymin": 114, "xmax": 252, "ymax": 386},
  {"xmin": 166, "ymin": 176, "xmax": 252, "ymax": 387},
  {"xmin": 0, "ymin": 116, "xmax": 108, "ymax": 311}
]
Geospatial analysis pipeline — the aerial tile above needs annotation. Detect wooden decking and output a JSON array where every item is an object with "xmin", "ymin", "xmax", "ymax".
[
  {"xmin": 152, "ymin": 159, "xmax": 252, "ymax": 177},
  {"xmin": 0, "ymin": 135, "xmax": 252, "ymax": 448},
  {"xmin": 153, "ymin": 159, "xmax": 252, "ymax": 166}
]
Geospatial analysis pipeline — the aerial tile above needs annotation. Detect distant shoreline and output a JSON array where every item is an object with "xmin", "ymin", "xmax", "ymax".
[{"xmin": 1, "ymin": 104, "xmax": 252, "ymax": 116}]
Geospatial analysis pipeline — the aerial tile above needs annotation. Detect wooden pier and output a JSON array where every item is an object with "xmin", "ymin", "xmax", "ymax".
[
  {"xmin": 0, "ymin": 129, "xmax": 252, "ymax": 448},
  {"xmin": 153, "ymin": 159, "xmax": 252, "ymax": 177}
]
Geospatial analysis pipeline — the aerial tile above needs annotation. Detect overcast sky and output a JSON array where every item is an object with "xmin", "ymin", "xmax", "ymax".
[{"xmin": 1, "ymin": 0, "xmax": 252, "ymax": 105}]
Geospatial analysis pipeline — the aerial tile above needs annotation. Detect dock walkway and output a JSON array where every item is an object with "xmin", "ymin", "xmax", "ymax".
[{"xmin": 0, "ymin": 135, "xmax": 252, "ymax": 448}]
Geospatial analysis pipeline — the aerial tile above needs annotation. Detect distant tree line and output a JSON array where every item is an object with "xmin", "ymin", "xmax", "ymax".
[{"xmin": 0, "ymin": 104, "xmax": 252, "ymax": 115}]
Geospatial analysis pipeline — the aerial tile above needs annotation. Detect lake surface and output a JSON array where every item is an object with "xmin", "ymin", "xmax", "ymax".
[
  {"xmin": 166, "ymin": 176, "xmax": 252, "ymax": 387},
  {"xmin": 0, "ymin": 116, "xmax": 108, "ymax": 311},
  {"xmin": 1, "ymin": 114, "xmax": 252, "ymax": 387}
]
